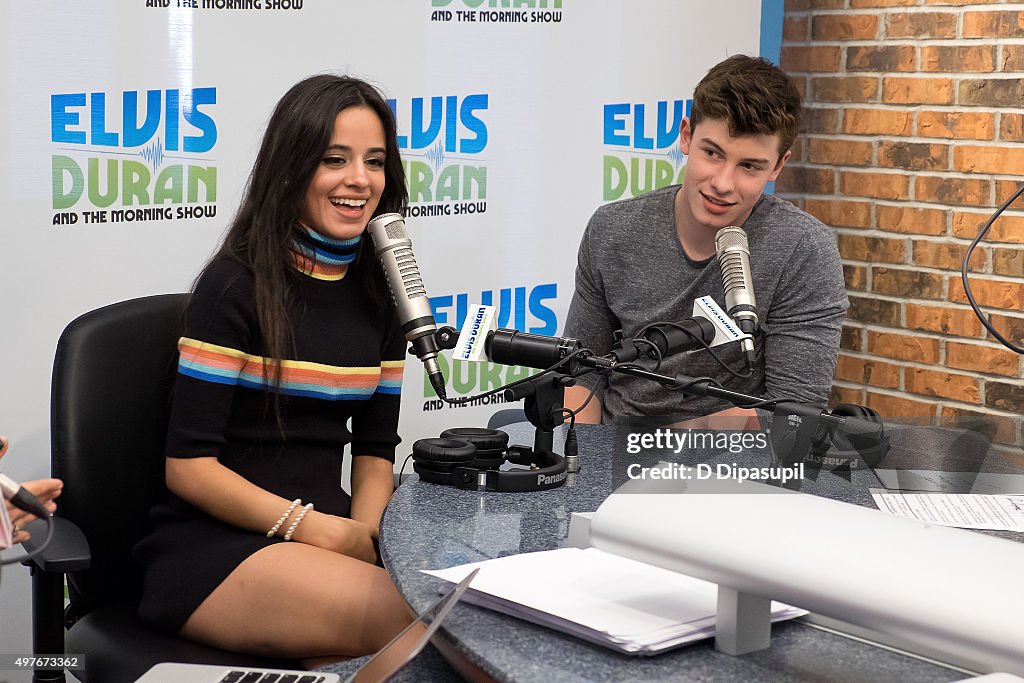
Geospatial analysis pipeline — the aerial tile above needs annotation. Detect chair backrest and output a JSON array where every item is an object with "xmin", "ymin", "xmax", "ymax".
[
  {"xmin": 486, "ymin": 408, "xmax": 528, "ymax": 430},
  {"xmin": 51, "ymin": 294, "xmax": 188, "ymax": 614}
]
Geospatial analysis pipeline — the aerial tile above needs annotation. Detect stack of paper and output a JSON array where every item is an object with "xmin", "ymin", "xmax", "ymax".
[
  {"xmin": 869, "ymin": 488, "xmax": 1024, "ymax": 531},
  {"xmin": 422, "ymin": 547, "xmax": 806, "ymax": 655}
]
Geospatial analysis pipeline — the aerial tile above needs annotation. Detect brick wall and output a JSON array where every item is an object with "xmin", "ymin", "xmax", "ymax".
[{"xmin": 778, "ymin": 0, "xmax": 1024, "ymax": 460}]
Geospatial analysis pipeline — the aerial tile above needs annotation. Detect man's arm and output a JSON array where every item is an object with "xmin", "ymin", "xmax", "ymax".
[
  {"xmin": 565, "ymin": 384, "xmax": 602, "ymax": 424},
  {"xmin": 563, "ymin": 213, "xmax": 621, "ymax": 424},
  {"xmin": 763, "ymin": 229, "xmax": 848, "ymax": 407},
  {"xmin": 671, "ymin": 406, "xmax": 760, "ymax": 430}
]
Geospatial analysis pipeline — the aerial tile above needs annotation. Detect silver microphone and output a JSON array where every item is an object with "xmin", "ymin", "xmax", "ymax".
[
  {"xmin": 715, "ymin": 226, "xmax": 757, "ymax": 370},
  {"xmin": 366, "ymin": 213, "xmax": 446, "ymax": 399}
]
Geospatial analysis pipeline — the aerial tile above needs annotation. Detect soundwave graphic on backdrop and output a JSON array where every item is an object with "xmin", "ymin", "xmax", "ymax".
[
  {"xmin": 421, "ymin": 283, "xmax": 559, "ymax": 411},
  {"xmin": 603, "ymin": 98, "xmax": 691, "ymax": 202},
  {"xmin": 50, "ymin": 88, "xmax": 218, "ymax": 226},
  {"xmin": 388, "ymin": 94, "xmax": 488, "ymax": 219},
  {"xmin": 429, "ymin": 0, "xmax": 563, "ymax": 24}
]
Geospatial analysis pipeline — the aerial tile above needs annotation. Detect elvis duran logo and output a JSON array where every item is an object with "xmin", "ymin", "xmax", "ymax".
[
  {"xmin": 387, "ymin": 94, "xmax": 488, "ymax": 219},
  {"xmin": 603, "ymin": 98, "xmax": 691, "ymax": 202},
  {"xmin": 430, "ymin": 0, "xmax": 563, "ymax": 24},
  {"xmin": 50, "ymin": 88, "xmax": 218, "ymax": 226},
  {"xmin": 420, "ymin": 282, "xmax": 559, "ymax": 411}
]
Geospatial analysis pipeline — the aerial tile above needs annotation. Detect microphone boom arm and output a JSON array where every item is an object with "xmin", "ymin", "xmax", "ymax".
[{"xmin": 595, "ymin": 362, "xmax": 884, "ymax": 466}]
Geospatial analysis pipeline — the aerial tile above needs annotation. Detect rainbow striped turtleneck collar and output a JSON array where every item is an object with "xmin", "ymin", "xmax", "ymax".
[{"xmin": 291, "ymin": 223, "xmax": 361, "ymax": 281}]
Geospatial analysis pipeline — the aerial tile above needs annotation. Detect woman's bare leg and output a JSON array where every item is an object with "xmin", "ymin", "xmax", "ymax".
[{"xmin": 181, "ymin": 542, "xmax": 412, "ymax": 659}]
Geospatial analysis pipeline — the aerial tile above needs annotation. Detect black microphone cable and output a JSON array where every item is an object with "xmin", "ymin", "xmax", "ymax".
[
  {"xmin": 397, "ymin": 452, "xmax": 416, "ymax": 487},
  {"xmin": 962, "ymin": 182, "xmax": 1024, "ymax": 355},
  {"xmin": 658, "ymin": 372, "xmax": 809, "ymax": 412},
  {"xmin": 1, "ymin": 513, "xmax": 55, "ymax": 567},
  {"xmin": 549, "ymin": 381, "xmax": 604, "ymax": 464},
  {"xmin": 623, "ymin": 320, "xmax": 754, "ymax": 379}
]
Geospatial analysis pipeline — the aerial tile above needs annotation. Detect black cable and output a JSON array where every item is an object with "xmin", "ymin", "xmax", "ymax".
[
  {"xmin": 550, "ymin": 407, "xmax": 581, "ymax": 461},
  {"xmin": 397, "ymin": 453, "xmax": 415, "ymax": 487},
  {"xmin": 618, "ymin": 337, "xmax": 664, "ymax": 370},
  {"xmin": 612, "ymin": 363, "xmax": 665, "ymax": 379},
  {"xmin": 1, "ymin": 514, "xmax": 54, "ymax": 566},
  {"xmin": 632, "ymin": 321, "xmax": 754, "ymax": 379},
  {"xmin": 961, "ymin": 183, "xmax": 1024, "ymax": 354},
  {"xmin": 667, "ymin": 375, "xmax": 723, "ymax": 394},
  {"xmin": 662, "ymin": 374, "xmax": 806, "ymax": 412},
  {"xmin": 732, "ymin": 397, "xmax": 786, "ymax": 410},
  {"xmin": 565, "ymin": 381, "xmax": 600, "ymax": 419}
]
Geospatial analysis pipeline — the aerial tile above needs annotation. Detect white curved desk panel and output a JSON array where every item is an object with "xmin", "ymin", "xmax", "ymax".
[{"xmin": 586, "ymin": 478, "xmax": 1024, "ymax": 675}]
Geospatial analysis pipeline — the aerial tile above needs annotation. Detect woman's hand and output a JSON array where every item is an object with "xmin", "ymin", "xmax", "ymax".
[
  {"xmin": 291, "ymin": 510, "xmax": 378, "ymax": 564},
  {"xmin": 165, "ymin": 457, "xmax": 379, "ymax": 562}
]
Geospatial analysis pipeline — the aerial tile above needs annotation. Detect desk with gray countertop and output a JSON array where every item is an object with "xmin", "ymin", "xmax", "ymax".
[{"xmin": 323, "ymin": 421, "xmax": 1024, "ymax": 682}]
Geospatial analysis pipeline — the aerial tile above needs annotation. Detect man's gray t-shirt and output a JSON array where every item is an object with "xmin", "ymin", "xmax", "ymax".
[{"xmin": 563, "ymin": 185, "xmax": 848, "ymax": 423}]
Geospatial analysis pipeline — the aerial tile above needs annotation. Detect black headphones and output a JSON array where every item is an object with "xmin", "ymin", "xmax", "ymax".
[
  {"xmin": 808, "ymin": 403, "xmax": 891, "ymax": 470},
  {"xmin": 411, "ymin": 427, "xmax": 568, "ymax": 492}
]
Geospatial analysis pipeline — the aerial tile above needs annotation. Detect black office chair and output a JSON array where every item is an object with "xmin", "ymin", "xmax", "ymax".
[{"xmin": 25, "ymin": 294, "xmax": 299, "ymax": 683}]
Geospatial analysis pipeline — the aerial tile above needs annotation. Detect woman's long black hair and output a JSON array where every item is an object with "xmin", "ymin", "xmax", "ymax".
[{"xmin": 205, "ymin": 74, "xmax": 408, "ymax": 386}]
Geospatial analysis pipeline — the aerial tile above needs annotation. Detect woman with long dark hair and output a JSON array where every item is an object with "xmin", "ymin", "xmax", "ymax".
[{"xmin": 134, "ymin": 75, "xmax": 413, "ymax": 659}]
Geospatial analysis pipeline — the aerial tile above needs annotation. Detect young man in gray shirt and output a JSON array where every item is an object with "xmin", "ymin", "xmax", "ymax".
[{"xmin": 563, "ymin": 55, "xmax": 848, "ymax": 426}]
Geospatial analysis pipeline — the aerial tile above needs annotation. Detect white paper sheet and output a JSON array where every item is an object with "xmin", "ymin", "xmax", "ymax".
[
  {"xmin": 423, "ymin": 547, "xmax": 805, "ymax": 655},
  {"xmin": 870, "ymin": 489, "xmax": 1024, "ymax": 531}
]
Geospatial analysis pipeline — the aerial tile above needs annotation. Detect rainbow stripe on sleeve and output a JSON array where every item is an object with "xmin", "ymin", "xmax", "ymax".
[{"xmin": 177, "ymin": 337, "xmax": 404, "ymax": 399}]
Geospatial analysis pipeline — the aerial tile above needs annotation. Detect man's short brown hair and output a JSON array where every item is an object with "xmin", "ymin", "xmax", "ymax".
[{"xmin": 690, "ymin": 55, "xmax": 802, "ymax": 158}]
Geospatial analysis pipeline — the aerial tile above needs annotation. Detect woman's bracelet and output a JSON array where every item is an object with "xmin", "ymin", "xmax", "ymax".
[
  {"xmin": 267, "ymin": 498, "xmax": 301, "ymax": 538},
  {"xmin": 283, "ymin": 503, "xmax": 314, "ymax": 541}
]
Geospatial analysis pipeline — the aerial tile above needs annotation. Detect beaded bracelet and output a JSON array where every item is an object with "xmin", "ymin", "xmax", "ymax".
[
  {"xmin": 267, "ymin": 498, "xmax": 301, "ymax": 538},
  {"xmin": 283, "ymin": 503, "xmax": 314, "ymax": 541}
]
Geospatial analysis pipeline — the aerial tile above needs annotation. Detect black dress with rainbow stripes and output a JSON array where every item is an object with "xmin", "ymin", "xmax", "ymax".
[{"xmin": 133, "ymin": 233, "xmax": 405, "ymax": 634}]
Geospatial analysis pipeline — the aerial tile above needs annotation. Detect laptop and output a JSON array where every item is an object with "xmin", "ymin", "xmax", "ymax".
[{"xmin": 135, "ymin": 568, "xmax": 478, "ymax": 683}]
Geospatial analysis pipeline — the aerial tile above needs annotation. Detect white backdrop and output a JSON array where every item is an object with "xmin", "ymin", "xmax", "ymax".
[{"xmin": 0, "ymin": 0, "xmax": 780, "ymax": 662}]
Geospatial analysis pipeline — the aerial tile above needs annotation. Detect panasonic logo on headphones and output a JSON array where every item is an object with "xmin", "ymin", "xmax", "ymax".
[
  {"xmin": 538, "ymin": 470, "xmax": 568, "ymax": 486},
  {"xmin": 806, "ymin": 453, "xmax": 858, "ymax": 468}
]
